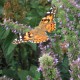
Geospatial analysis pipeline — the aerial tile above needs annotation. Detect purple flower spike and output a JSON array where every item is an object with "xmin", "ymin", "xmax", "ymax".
[
  {"xmin": 66, "ymin": 8, "xmax": 70, "ymax": 12},
  {"xmin": 77, "ymin": 13, "xmax": 80, "ymax": 17},
  {"xmin": 54, "ymin": 59, "xmax": 58, "ymax": 64},
  {"xmin": 66, "ymin": 17, "xmax": 69, "ymax": 22},
  {"xmin": 14, "ymin": 30, "xmax": 17, "ymax": 33},
  {"xmin": 60, "ymin": 21, "xmax": 62, "ymax": 25},
  {"xmin": 37, "ymin": 67, "xmax": 42, "ymax": 72},
  {"xmin": 78, "ymin": 74, "xmax": 80, "ymax": 79}
]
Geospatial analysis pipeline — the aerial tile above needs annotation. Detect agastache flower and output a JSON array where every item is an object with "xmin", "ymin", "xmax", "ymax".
[
  {"xmin": 68, "ymin": 0, "xmax": 80, "ymax": 9},
  {"xmin": 38, "ymin": 53, "xmax": 61, "ymax": 80},
  {"xmin": 77, "ymin": 13, "xmax": 80, "ymax": 17},
  {"xmin": 70, "ymin": 56, "xmax": 80, "ymax": 80},
  {"xmin": 37, "ymin": 66, "xmax": 43, "ymax": 72},
  {"xmin": 78, "ymin": 74, "xmax": 80, "ymax": 79}
]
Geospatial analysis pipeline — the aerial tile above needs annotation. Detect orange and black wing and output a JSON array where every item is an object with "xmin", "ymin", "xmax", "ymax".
[
  {"xmin": 39, "ymin": 5, "xmax": 56, "ymax": 32},
  {"xmin": 13, "ymin": 28, "xmax": 49, "ymax": 44}
]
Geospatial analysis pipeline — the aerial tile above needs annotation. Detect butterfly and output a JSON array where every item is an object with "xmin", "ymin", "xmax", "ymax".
[{"xmin": 13, "ymin": 5, "xmax": 56, "ymax": 44}]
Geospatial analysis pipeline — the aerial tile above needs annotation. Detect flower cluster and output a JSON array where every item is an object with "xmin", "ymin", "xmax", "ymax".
[
  {"xmin": 38, "ymin": 40, "xmax": 53, "ymax": 54},
  {"xmin": 38, "ymin": 53, "xmax": 61, "ymax": 80},
  {"xmin": 69, "ymin": 56, "xmax": 80, "ymax": 80},
  {"xmin": 0, "ymin": 18, "xmax": 31, "ymax": 34},
  {"xmin": 68, "ymin": 0, "xmax": 80, "ymax": 9}
]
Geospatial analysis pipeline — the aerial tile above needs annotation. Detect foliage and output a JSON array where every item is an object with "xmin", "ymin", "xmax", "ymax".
[{"xmin": 0, "ymin": 0, "xmax": 80, "ymax": 80}]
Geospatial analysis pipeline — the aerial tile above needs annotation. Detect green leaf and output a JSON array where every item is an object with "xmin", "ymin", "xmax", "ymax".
[
  {"xmin": 29, "ymin": 65, "xmax": 40, "ymax": 79},
  {"xmin": 18, "ymin": 66, "xmax": 40, "ymax": 80},
  {"xmin": 0, "ymin": 70, "xmax": 2, "ymax": 75},
  {"xmin": 27, "ymin": 42, "xmax": 37, "ymax": 51},
  {"xmin": 2, "ymin": 32, "xmax": 17, "ymax": 63},
  {"xmin": 18, "ymin": 70, "xmax": 28, "ymax": 80},
  {"xmin": 30, "ymin": 0, "xmax": 39, "ymax": 8},
  {"xmin": 0, "ymin": 27, "xmax": 10, "ymax": 40},
  {"xmin": 2, "ymin": 69, "xmax": 20, "ymax": 80},
  {"xmin": 0, "ymin": 6, "xmax": 3, "ymax": 15}
]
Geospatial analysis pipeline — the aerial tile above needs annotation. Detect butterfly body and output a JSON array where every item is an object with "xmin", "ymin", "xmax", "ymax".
[{"xmin": 13, "ymin": 5, "xmax": 56, "ymax": 44}]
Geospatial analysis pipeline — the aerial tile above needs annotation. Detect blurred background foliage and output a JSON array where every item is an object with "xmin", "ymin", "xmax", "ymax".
[{"xmin": 0, "ymin": 0, "xmax": 80, "ymax": 80}]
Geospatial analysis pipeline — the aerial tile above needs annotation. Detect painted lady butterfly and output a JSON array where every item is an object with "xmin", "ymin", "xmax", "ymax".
[{"xmin": 13, "ymin": 5, "xmax": 56, "ymax": 44}]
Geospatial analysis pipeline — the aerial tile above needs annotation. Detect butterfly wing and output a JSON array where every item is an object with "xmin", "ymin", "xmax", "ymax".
[
  {"xmin": 13, "ymin": 27, "xmax": 49, "ymax": 44},
  {"xmin": 12, "ymin": 33, "xmax": 26, "ymax": 44},
  {"xmin": 39, "ymin": 5, "xmax": 56, "ymax": 32},
  {"xmin": 23, "ymin": 28, "xmax": 49, "ymax": 43},
  {"xmin": 45, "ymin": 22, "xmax": 56, "ymax": 32}
]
